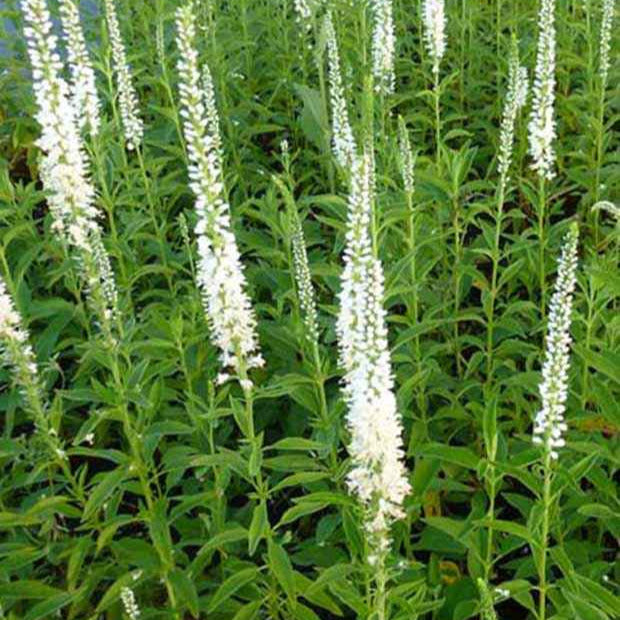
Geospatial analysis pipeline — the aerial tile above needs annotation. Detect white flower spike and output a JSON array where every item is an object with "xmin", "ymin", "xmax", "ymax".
[
  {"xmin": 533, "ymin": 224, "xmax": 579, "ymax": 459},
  {"xmin": 371, "ymin": 0, "xmax": 396, "ymax": 94},
  {"xmin": 176, "ymin": 2, "xmax": 263, "ymax": 377},
  {"xmin": 59, "ymin": 0, "xmax": 101, "ymax": 137},
  {"xmin": 337, "ymin": 150, "xmax": 410, "ymax": 558},
  {"xmin": 22, "ymin": 0, "xmax": 119, "ymax": 336},
  {"xmin": 528, "ymin": 0, "xmax": 557, "ymax": 180},
  {"xmin": 422, "ymin": 0, "xmax": 446, "ymax": 76},
  {"xmin": 324, "ymin": 12, "xmax": 357, "ymax": 170},
  {"xmin": 105, "ymin": 0, "xmax": 143, "ymax": 150}
]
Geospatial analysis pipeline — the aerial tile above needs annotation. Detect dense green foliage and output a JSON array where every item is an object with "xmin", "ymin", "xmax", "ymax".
[{"xmin": 0, "ymin": 0, "xmax": 618, "ymax": 618}]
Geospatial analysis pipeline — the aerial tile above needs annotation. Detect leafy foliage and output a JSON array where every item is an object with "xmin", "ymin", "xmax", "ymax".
[{"xmin": 0, "ymin": 0, "xmax": 618, "ymax": 618}]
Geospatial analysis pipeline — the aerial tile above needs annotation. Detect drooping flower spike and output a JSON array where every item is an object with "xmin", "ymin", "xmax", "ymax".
[{"xmin": 176, "ymin": 2, "xmax": 263, "ymax": 380}]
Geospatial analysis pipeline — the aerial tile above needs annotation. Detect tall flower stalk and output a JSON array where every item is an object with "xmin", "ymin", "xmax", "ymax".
[
  {"xmin": 484, "ymin": 40, "xmax": 528, "ymax": 582},
  {"xmin": 325, "ymin": 11, "xmax": 356, "ymax": 171},
  {"xmin": 422, "ymin": 0, "xmax": 446, "ymax": 161},
  {"xmin": 528, "ymin": 0, "xmax": 557, "ymax": 312},
  {"xmin": 593, "ymin": 0, "xmax": 615, "ymax": 236},
  {"xmin": 104, "ymin": 0, "xmax": 143, "ymax": 151},
  {"xmin": 59, "ymin": 0, "xmax": 100, "ymax": 138},
  {"xmin": 397, "ymin": 117, "xmax": 421, "ymax": 367},
  {"xmin": 22, "ymin": 0, "xmax": 119, "ymax": 341},
  {"xmin": 486, "ymin": 40, "xmax": 528, "ymax": 380},
  {"xmin": 533, "ymin": 223, "xmax": 579, "ymax": 620},
  {"xmin": 370, "ymin": 0, "xmax": 396, "ymax": 95},
  {"xmin": 337, "ymin": 150, "xmax": 410, "ymax": 619}
]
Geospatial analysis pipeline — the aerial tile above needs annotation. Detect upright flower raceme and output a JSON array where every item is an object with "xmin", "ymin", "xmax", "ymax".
[
  {"xmin": 528, "ymin": 0, "xmax": 557, "ymax": 180},
  {"xmin": 422, "ymin": 0, "xmax": 446, "ymax": 76},
  {"xmin": 337, "ymin": 150, "xmax": 410, "ymax": 561},
  {"xmin": 371, "ymin": 0, "xmax": 396, "ymax": 94},
  {"xmin": 22, "ymin": 0, "xmax": 118, "ymax": 336},
  {"xmin": 104, "ymin": 0, "xmax": 143, "ymax": 150},
  {"xmin": 120, "ymin": 587, "xmax": 141, "ymax": 620},
  {"xmin": 397, "ymin": 116, "xmax": 415, "ymax": 196},
  {"xmin": 176, "ymin": 3, "xmax": 263, "ymax": 380},
  {"xmin": 498, "ymin": 43, "xmax": 528, "ymax": 181},
  {"xmin": 59, "ymin": 0, "xmax": 100, "ymax": 138},
  {"xmin": 324, "ymin": 12, "xmax": 356, "ymax": 170},
  {"xmin": 599, "ymin": 0, "xmax": 615, "ymax": 87},
  {"xmin": 291, "ymin": 210, "xmax": 319, "ymax": 346},
  {"xmin": 533, "ymin": 224, "xmax": 579, "ymax": 459}
]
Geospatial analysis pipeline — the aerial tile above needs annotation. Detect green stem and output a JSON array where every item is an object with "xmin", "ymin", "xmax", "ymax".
[
  {"xmin": 538, "ymin": 176, "xmax": 547, "ymax": 318},
  {"xmin": 538, "ymin": 452, "xmax": 552, "ymax": 620},
  {"xmin": 486, "ymin": 175, "xmax": 507, "ymax": 380}
]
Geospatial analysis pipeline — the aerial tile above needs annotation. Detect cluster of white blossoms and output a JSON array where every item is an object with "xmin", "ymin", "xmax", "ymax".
[
  {"xmin": 293, "ymin": 0, "xmax": 313, "ymax": 34},
  {"xmin": 371, "ymin": 0, "xmax": 396, "ymax": 94},
  {"xmin": 398, "ymin": 117, "xmax": 415, "ymax": 196},
  {"xmin": 528, "ymin": 0, "xmax": 557, "ymax": 180},
  {"xmin": 324, "ymin": 12, "xmax": 356, "ymax": 170},
  {"xmin": 120, "ymin": 587, "xmax": 140, "ymax": 620},
  {"xmin": 337, "ymin": 150, "xmax": 410, "ymax": 558},
  {"xmin": 22, "ymin": 0, "xmax": 118, "ymax": 334},
  {"xmin": 599, "ymin": 0, "xmax": 615, "ymax": 86},
  {"xmin": 291, "ymin": 211, "xmax": 319, "ymax": 345},
  {"xmin": 176, "ymin": 3, "xmax": 263, "ymax": 378},
  {"xmin": 533, "ymin": 224, "xmax": 579, "ymax": 459},
  {"xmin": 422, "ymin": 0, "xmax": 446, "ymax": 76},
  {"xmin": 0, "ymin": 276, "xmax": 40, "ymax": 405},
  {"xmin": 104, "ymin": 0, "xmax": 143, "ymax": 150},
  {"xmin": 498, "ymin": 43, "xmax": 529, "ymax": 181},
  {"xmin": 59, "ymin": 0, "xmax": 100, "ymax": 138}
]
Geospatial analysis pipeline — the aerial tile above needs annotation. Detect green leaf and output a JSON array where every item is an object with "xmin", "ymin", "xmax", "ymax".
[
  {"xmin": 169, "ymin": 568, "xmax": 199, "ymax": 618},
  {"xmin": 417, "ymin": 443, "xmax": 480, "ymax": 470},
  {"xmin": 207, "ymin": 568, "xmax": 261, "ymax": 613},
  {"xmin": 83, "ymin": 466, "xmax": 127, "ymax": 521},
  {"xmin": 249, "ymin": 501, "xmax": 269, "ymax": 555},
  {"xmin": 268, "ymin": 539, "xmax": 296, "ymax": 601}
]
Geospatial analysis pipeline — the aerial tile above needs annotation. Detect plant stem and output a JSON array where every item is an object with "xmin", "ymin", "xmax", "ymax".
[
  {"xmin": 538, "ymin": 452, "xmax": 552, "ymax": 620},
  {"xmin": 434, "ymin": 70, "xmax": 441, "ymax": 165},
  {"xmin": 537, "ymin": 176, "xmax": 547, "ymax": 318},
  {"xmin": 486, "ymin": 175, "xmax": 507, "ymax": 380}
]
